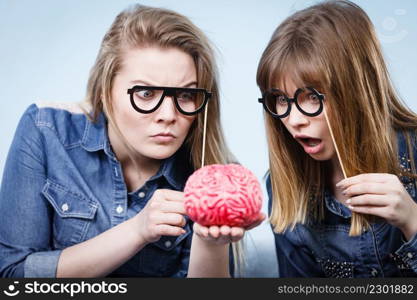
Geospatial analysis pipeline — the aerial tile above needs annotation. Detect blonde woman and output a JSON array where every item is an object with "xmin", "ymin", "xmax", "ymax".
[
  {"xmin": 257, "ymin": 0, "xmax": 417, "ymax": 277},
  {"xmin": 0, "ymin": 4, "xmax": 240, "ymax": 277}
]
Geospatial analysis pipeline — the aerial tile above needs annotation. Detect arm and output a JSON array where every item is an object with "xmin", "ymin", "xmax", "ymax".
[
  {"xmin": 56, "ymin": 216, "xmax": 145, "ymax": 277},
  {"xmin": 187, "ymin": 218, "xmax": 265, "ymax": 277},
  {"xmin": 57, "ymin": 189, "xmax": 187, "ymax": 277},
  {"xmin": 0, "ymin": 106, "xmax": 60, "ymax": 277},
  {"xmin": 335, "ymin": 130, "xmax": 417, "ymax": 274},
  {"xmin": 0, "ymin": 106, "xmax": 187, "ymax": 277},
  {"xmin": 187, "ymin": 225, "xmax": 233, "ymax": 277},
  {"xmin": 0, "ymin": 107, "xmax": 147, "ymax": 277},
  {"xmin": 338, "ymin": 173, "xmax": 417, "ymax": 273}
]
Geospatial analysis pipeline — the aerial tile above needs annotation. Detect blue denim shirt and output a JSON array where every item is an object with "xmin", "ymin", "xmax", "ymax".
[
  {"xmin": 267, "ymin": 131, "xmax": 417, "ymax": 277},
  {"xmin": 0, "ymin": 103, "xmax": 194, "ymax": 278}
]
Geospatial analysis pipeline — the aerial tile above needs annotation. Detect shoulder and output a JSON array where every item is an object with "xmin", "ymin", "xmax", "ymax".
[
  {"xmin": 265, "ymin": 172, "xmax": 272, "ymax": 198},
  {"xmin": 265, "ymin": 172, "xmax": 271, "ymax": 189},
  {"xmin": 265, "ymin": 172, "xmax": 273, "ymax": 215},
  {"xmin": 24, "ymin": 101, "xmax": 95, "ymax": 147},
  {"xmin": 34, "ymin": 100, "xmax": 91, "ymax": 127}
]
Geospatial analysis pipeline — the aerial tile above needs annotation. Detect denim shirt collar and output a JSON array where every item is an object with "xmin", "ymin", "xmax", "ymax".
[
  {"xmin": 324, "ymin": 189, "xmax": 352, "ymax": 219},
  {"xmin": 80, "ymin": 112, "xmax": 107, "ymax": 153},
  {"xmin": 80, "ymin": 112, "xmax": 189, "ymax": 191},
  {"xmin": 147, "ymin": 153, "xmax": 189, "ymax": 191}
]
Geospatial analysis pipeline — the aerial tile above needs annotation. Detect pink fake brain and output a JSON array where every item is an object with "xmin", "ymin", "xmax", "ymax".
[{"xmin": 184, "ymin": 164, "xmax": 263, "ymax": 227}]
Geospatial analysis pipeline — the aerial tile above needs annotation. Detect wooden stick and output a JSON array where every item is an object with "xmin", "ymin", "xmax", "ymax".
[
  {"xmin": 201, "ymin": 103, "xmax": 209, "ymax": 169},
  {"xmin": 324, "ymin": 105, "xmax": 365, "ymax": 236},
  {"xmin": 323, "ymin": 105, "xmax": 347, "ymax": 179}
]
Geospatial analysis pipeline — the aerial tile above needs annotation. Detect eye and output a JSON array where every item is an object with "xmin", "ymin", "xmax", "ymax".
[
  {"xmin": 307, "ymin": 93, "xmax": 320, "ymax": 102},
  {"xmin": 177, "ymin": 92, "xmax": 195, "ymax": 102},
  {"xmin": 276, "ymin": 95, "xmax": 287, "ymax": 105},
  {"xmin": 135, "ymin": 89, "xmax": 155, "ymax": 100}
]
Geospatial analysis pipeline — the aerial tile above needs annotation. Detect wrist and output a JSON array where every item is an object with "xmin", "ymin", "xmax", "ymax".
[
  {"xmin": 193, "ymin": 232, "xmax": 230, "ymax": 250},
  {"xmin": 128, "ymin": 215, "xmax": 148, "ymax": 249},
  {"xmin": 188, "ymin": 233, "xmax": 230, "ymax": 278},
  {"xmin": 400, "ymin": 207, "xmax": 417, "ymax": 241}
]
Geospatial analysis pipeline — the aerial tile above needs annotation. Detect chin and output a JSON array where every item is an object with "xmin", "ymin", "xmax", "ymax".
[
  {"xmin": 309, "ymin": 152, "xmax": 333, "ymax": 161},
  {"xmin": 143, "ymin": 145, "xmax": 178, "ymax": 160}
]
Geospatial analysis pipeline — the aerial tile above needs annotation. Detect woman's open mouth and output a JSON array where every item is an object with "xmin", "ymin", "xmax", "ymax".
[{"xmin": 296, "ymin": 136, "xmax": 324, "ymax": 154}]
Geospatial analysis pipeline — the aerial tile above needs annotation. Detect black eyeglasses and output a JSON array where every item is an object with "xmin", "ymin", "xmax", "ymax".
[
  {"xmin": 127, "ymin": 85, "xmax": 211, "ymax": 116},
  {"xmin": 258, "ymin": 87, "xmax": 324, "ymax": 118}
]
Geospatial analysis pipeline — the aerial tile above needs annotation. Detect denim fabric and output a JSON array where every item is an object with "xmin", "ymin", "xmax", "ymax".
[
  {"xmin": 267, "ymin": 131, "xmax": 417, "ymax": 277},
  {"xmin": 0, "ymin": 103, "xmax": 194, "ymax": 277}
]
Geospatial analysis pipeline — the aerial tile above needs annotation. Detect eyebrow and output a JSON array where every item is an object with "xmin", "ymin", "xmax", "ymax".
[{"xmin": 130, "ymin": 80, "xmax": 198, "ymax": 88}]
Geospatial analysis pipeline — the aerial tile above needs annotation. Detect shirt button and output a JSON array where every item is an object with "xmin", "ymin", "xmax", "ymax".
[
  {"xmin": 138, "ymin": 192, "xmax": 146, "ymax": 198},
  {"xmin": 407, "ymin": 252, "xmax": 413, "ymax": 258},
  {"xmin": 164, "ymin": 240, "xmax": 172, "ymax": 248},
  {"xmin": 370, "ymin": 268, "xmax": 378, "ymax": 277},
  {"xmin": 61, "ymin": 203, "xmax": 69, "ymax": 212},
  {"xmin": 116, "ymin": 205, "xmax": 124, "ymax": 214}
]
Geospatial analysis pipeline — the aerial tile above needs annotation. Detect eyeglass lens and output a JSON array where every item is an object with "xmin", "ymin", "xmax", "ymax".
[
  {"xmin": 265, "ymin": 88, "xmax": 322, "ymax": 117},
  {"xmin": 131, "ymin": 87, "xmax": 205, "ymax": 114}
]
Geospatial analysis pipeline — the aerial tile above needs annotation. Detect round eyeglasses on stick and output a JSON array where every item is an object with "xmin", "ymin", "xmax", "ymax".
[
  {"xmin": 127, "ymin": 85, "xmax": 211, "ymax": 116},
  {"xmin": 258, "ymin": 87, "xmax": 324, "ymax": 118}
]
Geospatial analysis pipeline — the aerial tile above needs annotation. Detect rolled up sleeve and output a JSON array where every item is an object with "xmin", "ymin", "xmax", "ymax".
[{"xmin": 24, "ymin": 250, "xmax": 62, "ymax": 277}]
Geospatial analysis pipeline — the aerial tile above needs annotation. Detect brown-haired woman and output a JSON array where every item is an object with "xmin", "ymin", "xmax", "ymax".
[
  {"xmin": 257, "ymin": 0, "xmax": 417, "ymax": 277},
  {"xmin": 0, "ymin": 4, "xmax": 242, "ymax": 277}
]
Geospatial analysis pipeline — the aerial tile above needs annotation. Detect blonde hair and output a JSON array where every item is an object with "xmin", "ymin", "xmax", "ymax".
[
  {"xmin": 85, "ymin": 4, "xmax": 233, "ymax": 169},
  {"xmin": 257, "ymin": 0, "xmax": 417, "ymax": 235}
]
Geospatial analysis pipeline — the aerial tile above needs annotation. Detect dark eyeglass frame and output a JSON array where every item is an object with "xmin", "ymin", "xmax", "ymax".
[
  {"xmin": 258, "ymin": 87, "xmax": 325, "ymax": 118},
  {"xmin": 127, "ymin": 85, "xmax": 212, "ymax": 116}
]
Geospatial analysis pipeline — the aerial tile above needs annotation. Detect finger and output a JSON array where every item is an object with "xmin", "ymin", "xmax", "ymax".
[
  {"xmin": 231, "ymin": 227, "xmax": 244, "ymax": 237},
  {"xmin": 193, "ymin": 223, "xmax": 209, "ymax": 238},
  {"xmin": 157, "ymin": 189, "xmax": 185, "ymax": 203},
  {"xmin": 245, "ymin": 213, "xmax": 266, "ymax": 230},
  {"xmin": 230, "ymin": 227, "xmax": 245, "ymax": 242},
  {"xmin": 219, "ymin": 225, "xmax": 231, "ymax": 236},
  {"xmin": 347, "ymin": 194, "xmax": 390, "ymax": 207},
  {"xmin": 337, "ymin": 173, "xmax": 392, "ymax": 189},
  {"xmin": 158, "ymin": 213, "xmax": 186, "ymax": 227},
  {"xmin": 245, "ymin": 220, "xmax": 262, "ymax": 230},
  {"xmin": 156, "ymin": 224, "xmax": 186, "ymax": 236},
  {"xmin": 342, "ymin": 182, "xmax": 388, "ymax": 197},
  {"xmin": 160, "ymin": 201, "xmax": 186, "ymax": 215},
  {"xmin": 349, "ymin": 205, "xmax": 388, "ymax": 218},
  {"xmin": 257, "ymin": 212, "xmax": 267, "ymax": 222},
  {"xmin": 209, "ymin": 226, "xmax": 220, "ymax": 238}
]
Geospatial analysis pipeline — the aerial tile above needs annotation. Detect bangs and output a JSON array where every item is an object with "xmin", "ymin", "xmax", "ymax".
[{"xmin": 269, "ymin": 44, "xmax": 327, "ymax": 94}]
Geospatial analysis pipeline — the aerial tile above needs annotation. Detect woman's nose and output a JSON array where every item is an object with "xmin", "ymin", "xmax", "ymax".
[
  {"xmin": 286, "ymin": 105, "xmax": 309, "ymax": 128},
  {"xmin": 156, "ymin": 95, "xmax": 177, "ymax": 122}
]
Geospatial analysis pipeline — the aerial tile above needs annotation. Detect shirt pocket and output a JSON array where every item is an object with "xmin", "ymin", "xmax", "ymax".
[
  {"xmin": 139, "ymin": 222, "xmax": 192, "ymax": 277},
  {"xmin": 42, "ymin": 179, "xmax": 99, "ymax": 248},
  {"xmin": 308, "ymin": 224, "xmax": 356, "ymax": 278}
]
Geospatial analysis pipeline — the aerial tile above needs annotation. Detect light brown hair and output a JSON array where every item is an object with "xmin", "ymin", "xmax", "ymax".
[{"xmin": 257, "ymin": 0, "xmax": 417, "ymax": 235}]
